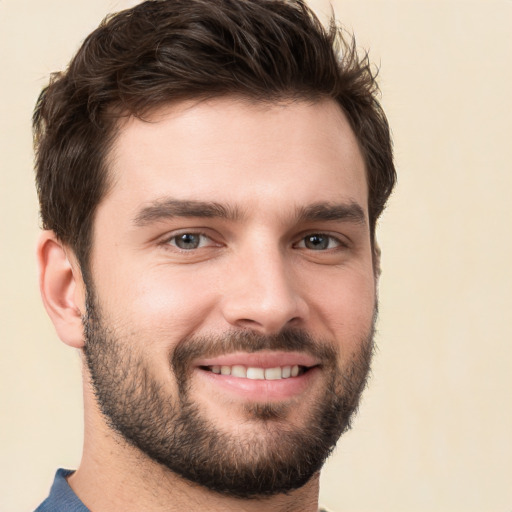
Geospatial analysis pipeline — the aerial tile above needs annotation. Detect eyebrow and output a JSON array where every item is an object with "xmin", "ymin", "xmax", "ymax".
[
  {"xmin": 295, "ymin": 202, "xmax": 367, "ymax": 225},
  {"xmin": 133, "ymin": 198, "xmax": 366, "ymax": 228},
  {"xmin": 133, "ymin": 199, "xmax": 243, "ymax": 226}
]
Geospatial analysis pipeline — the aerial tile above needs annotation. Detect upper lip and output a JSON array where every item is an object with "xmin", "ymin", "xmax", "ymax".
[{"xmin": 194, "ymin": 351, "xmax": 320, "ymax": 369}]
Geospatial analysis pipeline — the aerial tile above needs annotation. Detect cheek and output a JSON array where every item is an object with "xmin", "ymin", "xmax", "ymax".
[
  {"xmin": 307, "ymin": 266, "xmax": 376, "ymax": 351},
  {"xmin": 95, "ymin": 263, "xmax": 221, "ymax": 340}
]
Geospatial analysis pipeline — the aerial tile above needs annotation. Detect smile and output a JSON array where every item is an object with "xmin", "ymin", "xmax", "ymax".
[
  {"xmin": 201, "ymin": 364, "xmax": 309, "ymax": 380},
  {"xmin": 194, "ymin": 351, "xmax": 321, "ymax": 400}
]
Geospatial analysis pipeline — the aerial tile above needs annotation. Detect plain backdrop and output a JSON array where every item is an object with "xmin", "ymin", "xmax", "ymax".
[{"xmin": 1, "ymin": 1, "xmax": 511, "ymax": 511}]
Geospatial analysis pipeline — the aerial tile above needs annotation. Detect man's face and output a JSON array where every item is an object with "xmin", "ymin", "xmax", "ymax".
[{"xmin": 83, "ymin": 98, "xmax": 376, "ymax": 497}]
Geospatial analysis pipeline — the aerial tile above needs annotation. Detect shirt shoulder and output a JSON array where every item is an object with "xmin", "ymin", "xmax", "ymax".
[{"xmin": 34, "ymin": 469, "xmax": 90, "ymax": 512}]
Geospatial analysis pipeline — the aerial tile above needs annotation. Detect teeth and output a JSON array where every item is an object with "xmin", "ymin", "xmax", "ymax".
[
  {"xmin": 264, "ymin": 367, "xmax": 282, "ymax": 380},
  {"xmin": 231, "ymin": 365, "xmax": 247, "ymax": 378},
  {"xmin": 247, "ymin": 367, "xmax": 265, "ymax": 379},
  {"xmin": 207, "ymin": 364, "xmax": 303, "ymax": 380}
]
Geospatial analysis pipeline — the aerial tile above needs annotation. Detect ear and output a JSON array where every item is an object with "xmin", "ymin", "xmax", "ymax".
[{"xmin": 37, "ymin": 231, "xmax": 86, "ymax": 348}]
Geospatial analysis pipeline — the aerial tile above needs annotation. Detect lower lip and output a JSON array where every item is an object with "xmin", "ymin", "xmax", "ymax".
[{"xmin": 194, "ymin": 366, "xmax": 321, "ymax": 402}]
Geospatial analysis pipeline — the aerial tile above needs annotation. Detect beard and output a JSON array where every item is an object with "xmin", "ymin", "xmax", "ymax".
[{"xmin": 83, "ymin": 291, "xmax": 375, "ymax": 499}]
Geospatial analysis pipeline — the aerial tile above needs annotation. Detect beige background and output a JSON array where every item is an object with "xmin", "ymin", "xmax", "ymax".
[{"xmin": 1, "ymin": 1, "xmax": 511, "ymax": 511}]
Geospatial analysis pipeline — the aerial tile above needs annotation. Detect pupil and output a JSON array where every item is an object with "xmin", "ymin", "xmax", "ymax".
[
  {"xmin": 177, "ymin": 233, "xmax": 199, "ymax": 249},
  {"xmin": 306, "ymin": 235, "xmax": 328, "ymax": 250}
]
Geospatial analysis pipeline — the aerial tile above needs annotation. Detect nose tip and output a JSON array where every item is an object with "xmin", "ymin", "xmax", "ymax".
[{"xmin": 220, "ymin": 257, "xmax": 308, "ymax": 335}]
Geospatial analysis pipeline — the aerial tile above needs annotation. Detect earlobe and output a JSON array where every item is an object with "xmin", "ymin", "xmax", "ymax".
[{"xmin": 37, "ymin": 231, "xmax": 86, "ymax": 348}]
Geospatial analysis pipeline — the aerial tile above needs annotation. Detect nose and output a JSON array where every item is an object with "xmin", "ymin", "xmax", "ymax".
[{"xmin": 220, "ymin": 245, "xmax": 308, "ymax": 335}]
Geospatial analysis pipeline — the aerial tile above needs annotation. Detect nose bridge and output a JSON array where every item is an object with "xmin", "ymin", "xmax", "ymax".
[{"xmin": 220, "ymin": 236, "xmax": 306, "ymax": 334}]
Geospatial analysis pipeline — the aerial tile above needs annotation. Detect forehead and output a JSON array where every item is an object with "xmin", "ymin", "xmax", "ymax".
[{"xmin": 104, "ymin": 97, "xmax": 368, "ymax": 218}]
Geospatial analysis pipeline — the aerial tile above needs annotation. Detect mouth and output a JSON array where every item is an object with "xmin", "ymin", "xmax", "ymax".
[
  {"xmin": 193, "ymin": 352, "xmax": 321, "ymax": 402},
  {"xmin": 199, "ymin": 364, "xmax": 312, "ymax": 380}
]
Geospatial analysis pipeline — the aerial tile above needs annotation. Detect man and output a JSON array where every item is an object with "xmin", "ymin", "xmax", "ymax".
[{"xmin": 33, "ymin": 0, "xmax": 395, "ymax": 510}]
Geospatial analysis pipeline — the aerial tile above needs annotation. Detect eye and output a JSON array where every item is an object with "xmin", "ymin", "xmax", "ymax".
[
  {"xmin": 296, "ymin": 234, "xmax": 342, "ymax": 251},
  {"xmin": 167, "ymin": 232, "xmax": 212, "ymax": 250}
]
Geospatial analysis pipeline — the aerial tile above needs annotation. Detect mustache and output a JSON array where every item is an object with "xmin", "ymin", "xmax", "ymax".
[{"xmin": 172, "ymin": 329, "xmax": 339, "ymax": 377}]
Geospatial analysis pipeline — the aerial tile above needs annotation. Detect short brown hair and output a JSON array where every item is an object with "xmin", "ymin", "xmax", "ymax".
[{"xmin": 33, "ymin": 0, "xmax": 396, "ymax": 272}]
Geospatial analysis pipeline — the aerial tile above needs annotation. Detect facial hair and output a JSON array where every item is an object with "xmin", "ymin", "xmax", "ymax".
[{"xmin": 83, "ymin": 293, "xmax": 375, "ymax": 499}]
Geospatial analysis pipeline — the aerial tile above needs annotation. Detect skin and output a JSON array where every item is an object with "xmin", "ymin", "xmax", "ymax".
[{"xmin": 38, "ymin": 97, "xmax": 377, "ymax": 512}]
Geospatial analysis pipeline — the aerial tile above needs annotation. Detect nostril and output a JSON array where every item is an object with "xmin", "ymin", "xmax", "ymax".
[{"xmin": 287, "ymin": 316, "xmax": 301, "ymax": 326}]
